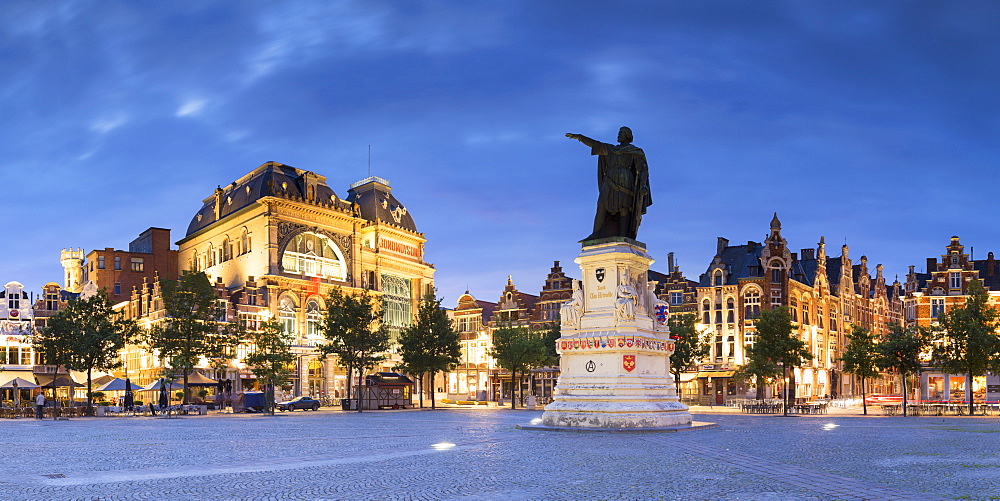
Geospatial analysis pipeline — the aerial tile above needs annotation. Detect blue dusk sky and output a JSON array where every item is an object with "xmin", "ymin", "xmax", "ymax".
[{"xmin": 2, "ymin": 1, "xmax": 999, "ymax": 306}]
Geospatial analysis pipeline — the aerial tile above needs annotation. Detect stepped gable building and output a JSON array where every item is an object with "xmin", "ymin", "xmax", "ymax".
[
  {"xmin": 529, "ymin": 261, "xmax": 574, "ymax": 329},
  {"xmin": 447, "ymin": 292, "xmax": 498, "ymax": 401},
  {"xmin": 61, "ymin": 228, "xmax": 179, "ymax": 302},
  {"xmin": 692, "ymin": 214, "xmax": 903, "ymax": 405},
  {"xmin": 118, "ymin": 162, "xmax": 434, "ymax": 399},
  {"xmin": 651, "ymin": 252, "xmax": 699, "ymax": 314},
  {"xmin": 904, "ymin": 236, "xmax": 1000, "ymax": 402},
  {"xmin": 445, "ymin": 263, "xmax": 578, "ymax": 402}
]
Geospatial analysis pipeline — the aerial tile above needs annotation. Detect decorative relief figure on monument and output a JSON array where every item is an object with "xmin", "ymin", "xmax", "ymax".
[
  {"xmin": 560, "ymin": 279, "xmax": 585, "ymax": 328},
  {"xmin": 565, "ymin": 126, "xmax": 652, "ymax": 241},
  {"xmin": 615, "ymin": 283, "xmax": 637, "ymax": 322},
  {"xmin": 647, "ymin": 281, "xmax": 669, "ymax": 331}
]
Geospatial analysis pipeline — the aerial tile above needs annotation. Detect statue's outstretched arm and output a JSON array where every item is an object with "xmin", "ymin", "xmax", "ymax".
[{"xmin": 565, "ymin": 133, "xmax": 600, "ymax": 148}]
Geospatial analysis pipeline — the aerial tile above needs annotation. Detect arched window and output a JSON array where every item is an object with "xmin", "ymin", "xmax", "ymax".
[
  {"xmin": 241, "ymin": 228, "xmax": 250, "ymax": 255},
  {"xmin": 306, "ymin": 300, "xmax": 322, "ymax": 339},
  {"xmin": 222, "ymin": 237, "xmax": 232, "ymax": 262},
  {"xmin": 279, "ymin": 296, "xmax": 297, "ymax": 337},
  {"xmin": 743, "ymin": 288, "xmax": 761, "ymax": 319},
  {"xmin": 714, "ymin": 270, "xmax": 723, "ymax": 286},
  {"xmin": 790, "ymin": 297, "xmax": 799, "ymax": 322},
  {"xmin": 281, "ymin": 232, "xmax": 346, "ymax": 281},
  {"xmin": 206, "ymin": 243, "xmax": 216, "ymax": 267},
  {"xmin": 702, "ymin": 299, "xmax": 711, "ymax": 324}
]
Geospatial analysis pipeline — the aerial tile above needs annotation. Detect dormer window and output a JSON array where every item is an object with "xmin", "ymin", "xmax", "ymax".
[{"xmin": 714, "ymin": 270, "xmax": 723, "ymax": 286}]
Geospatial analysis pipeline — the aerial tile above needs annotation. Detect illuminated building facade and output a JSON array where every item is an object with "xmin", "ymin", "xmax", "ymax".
[
  {"xmin": 117, "ymin": 162, "xmax": 434, "ymax": 398},
  {"xmin": 693, "ymin": 214, "xmax": 903, "ymax": 405},
  {"xmin": 904, "ymin": 236, "xmax": 1000, "ymax": 402}
]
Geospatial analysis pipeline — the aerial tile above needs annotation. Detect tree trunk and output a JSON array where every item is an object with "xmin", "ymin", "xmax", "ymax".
[
  {"xmin": 510, "ymin": 371, "xmax": 516, "ymax": 410},
  {"xmin": 755, "ymin": 375, "xmax": 765, "ymax": 401},
  {"xmin": 861, "ymin": 376, "xmax": 867, "ymax": 416},
  {"xmin": 782, "ymin": 366, "xmax": 789, "ymax": 416},
  {"xmin": 418, "ymin": 372, "xmax": 424, "ymax": 409},
  {"xmin": 901, "ymin": 374, "xmax": 908, "ymax": 417},
  {"xmin": 430, "ymin": 370, "xmax": 436, "ymax": 410},
  {"xmin": 86, "ymin": 368, "xmax": 93, "ymax": 417},
  {"xmin": 346, "ymin": 366, "xmax": 353, "ymax": 400},
  {"xmin": 183, "ymin": 369, "xmax": 190, "ymax": 405},
  {"xmin": 357, "ymin": 368, "xmax": 363, "ymax": 413},
  {"xmin": 968, "ymin": 373, "xmax": 974, "ymax": 416}
]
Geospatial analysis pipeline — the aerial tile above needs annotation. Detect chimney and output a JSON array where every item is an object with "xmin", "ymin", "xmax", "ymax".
[
  {"xmin": 668, "ymin": 252, "xmax": 675, "ymax": 273},
  {"xmin": 800, "ymin": 248, "xmax": 815, "ymax": 261},
  {"xmin": 927, "ymin": 257, "xmax": 937, "ymax": 273},
  {"xmin": 716, "ymin": 237, "xmax": 729, "ymax": 256}
]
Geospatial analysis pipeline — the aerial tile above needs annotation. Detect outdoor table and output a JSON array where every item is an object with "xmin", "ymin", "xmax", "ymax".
[{"xmin": 880, "ymin": 404, "xmax": 899, "ymax": 416}]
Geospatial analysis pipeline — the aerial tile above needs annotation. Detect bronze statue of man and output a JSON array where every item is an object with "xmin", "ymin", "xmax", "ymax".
[{"xmin": 566, "ymin": 126, "xmax": 651, "ymax": 241}]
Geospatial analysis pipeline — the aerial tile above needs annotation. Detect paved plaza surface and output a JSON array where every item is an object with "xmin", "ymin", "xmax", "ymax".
[{"xmin": 1, "ymin": 407, "xmax": 998, "ymax": 500}]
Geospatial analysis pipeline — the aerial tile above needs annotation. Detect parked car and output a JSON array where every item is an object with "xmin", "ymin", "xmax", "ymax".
[{"xmin": 277, "ymin": 396, "xmax": 321, "ymax": 411}]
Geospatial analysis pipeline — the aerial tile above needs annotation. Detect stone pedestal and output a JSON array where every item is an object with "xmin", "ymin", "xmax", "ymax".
[{"xmin": 540, "ymin": 239, "xmax": 692, "ymax": 429}]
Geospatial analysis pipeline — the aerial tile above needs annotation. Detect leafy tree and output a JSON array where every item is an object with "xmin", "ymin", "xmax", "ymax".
[
  {"xmin": 932, "ymin": 279, "xmax": 1000, "ymax": 415},
  {"xmin": 318, "ymin": 288, "xmax": 390, "ymax": 412},
  {"xmin": 489, "ymin": 322, "xmax": 545, "ymax": 409},
  {"xmin": 539, "ymin": 321, "xmax": 561, "ymax": 368},
  {"xmin": 667, "ymin": 313, "xmax": 709, "ymax": 392},
  {"xmin": 147, "ymin": 271, "xmax": 237, "ymax": 404},
  {"xmin": 739, "ymin": 307, "xmax": 811, "ymax": 415},
  {"xmin": 877, "ymin": 324, "xmax": 927, "ymax": 417},
  {"xmin": 244, "ymin": 318, "xmax": 296, "ymax": 415},
  {"xmin": 34, "ymin": 291, "xmax": 138, "ymax": 415},
  {"xmin": 840, "ymin": 325, "xmax": 880, "ymax": 415},
  {"xmin": 396, "ymin": 293, "xmax": 461, "ymax": 409}
]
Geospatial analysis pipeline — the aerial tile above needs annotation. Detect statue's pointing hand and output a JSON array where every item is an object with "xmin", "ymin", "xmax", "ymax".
[{"xmin": 565, "ymin": 133, "xmax": 581, "ymax": 140}]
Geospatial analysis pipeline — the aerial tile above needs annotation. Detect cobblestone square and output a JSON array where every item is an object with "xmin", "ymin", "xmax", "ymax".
[{"xmin": 1, "ymin": 407, "xmax": 997, "ymax": 500}]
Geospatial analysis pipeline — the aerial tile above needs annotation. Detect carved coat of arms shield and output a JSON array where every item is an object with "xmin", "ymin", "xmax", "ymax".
[{"xmin": 595, "ymin": 268, "xmax": 605, "ymax": 282}]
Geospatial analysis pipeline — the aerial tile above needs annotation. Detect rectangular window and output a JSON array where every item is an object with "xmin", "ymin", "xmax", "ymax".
[
  {"xmin": 20, "ymin": 347, "xmax": 31, "ymax": 365},
  {"xmin": 98, "ymin": 256, "xmax": 105, "ymax": 269},
  {"xmin": 931, "ymin": 298, "xmax": 945, "ymax": 318},
  {"xmin": 670, "ymin": 292, "xmax": 683, "ymax": 305},
  {"xmin": 114, "ymin": 283, "xmax": 121, "ymax": 295},
  {"xmin": 114, "ymin": 256, "xmax": 121, "ymax": 270},
  {"xmin": 950, "ymin": 272, "xmax": 961, "ymax": 289},
  {"xmin": 131, "ymin": 258, "xmax": 144, "ymax": 272}
]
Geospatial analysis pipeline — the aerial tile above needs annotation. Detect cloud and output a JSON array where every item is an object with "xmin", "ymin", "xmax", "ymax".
[
  {"xmin": 89, "ymin": 113, "xmax": 128, "ymax": 134},
  {"xmin": 176, "ymin": 99, "xmax": 207, "ymax": 117}
]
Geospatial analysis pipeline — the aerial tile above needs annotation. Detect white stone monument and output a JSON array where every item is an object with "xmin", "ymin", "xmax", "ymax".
[{"xmin": 540, "ymin": 238, "xmax": 693, "ymax": 429}]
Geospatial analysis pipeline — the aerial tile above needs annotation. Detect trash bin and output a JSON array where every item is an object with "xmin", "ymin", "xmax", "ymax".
[{"xmin": 340, "ymin": 398, "xmax": 354, "ymax": 410}]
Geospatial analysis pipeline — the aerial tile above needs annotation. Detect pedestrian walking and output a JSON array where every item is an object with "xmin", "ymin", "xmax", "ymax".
[{"xmin": 35, "ymin": 393, "xmax": 45, "ymax": 420}]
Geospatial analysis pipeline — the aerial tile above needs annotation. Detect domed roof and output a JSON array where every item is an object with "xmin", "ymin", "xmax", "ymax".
[
  {"xmin": 345, "ymin": 176, "xmax": 418, "ymax": 233},
  {"xmin": 185, "ymin": 162, "xmax": 349, "ymax": 237}
]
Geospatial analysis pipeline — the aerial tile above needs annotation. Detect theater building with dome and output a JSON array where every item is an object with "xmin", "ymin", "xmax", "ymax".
[{"xmin": 119, "ymin": 161, "xmax": 435, "ymax": 399}]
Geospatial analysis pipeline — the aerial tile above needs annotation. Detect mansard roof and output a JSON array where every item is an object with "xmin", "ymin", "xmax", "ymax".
[
  {"xmin": 698, "ymin": 241, "xmax": 762, "ymax": 286},
  {"xmin": 185, "ymin": 161, "xmax": 349, "ymax": 237},
  {"xmin": 346, "ymin": 176, "xmax": 418, "ymax": 233}
]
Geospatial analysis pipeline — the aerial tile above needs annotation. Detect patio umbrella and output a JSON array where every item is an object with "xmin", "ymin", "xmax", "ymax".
[
  {"xmin": 40, "ymin": 377, "xmax": 84, "ymax": 388},
  {"xmin": 0, "ymin": 377, "xmax": 40, "ymax": 389},
  {"xmin": 124, "ymin": 378, "xmax": 134, "ymax": 410},
  {"xmin": 96, "ymin": 378, "xmax": 130, "ymax": 392},
  {"xmin": 142, "ymin": 379, "xmax": 183, "ymax": 391},
  {"xmin": 0, "ymin": 377, "xmax": 40, "ymax": 407}
]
